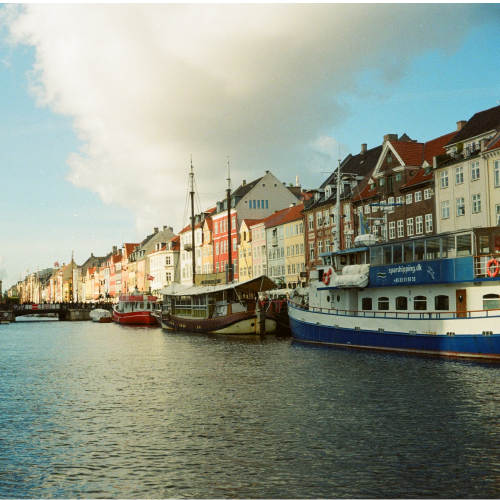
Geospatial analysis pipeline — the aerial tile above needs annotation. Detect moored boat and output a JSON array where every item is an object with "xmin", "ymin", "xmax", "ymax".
[
  {"xmin": 90, "ymin": 308, "xmax": 113, "ymax": 323},
  {"xmin": 160, "ymin": 276, "xmax": 278, "ymax": 334},
  {"xmin": 289, "ymin": 226, "xmax": 500, "ymax": 360},
  {"xmin": 113, "ymin": 289, "xmax": 160, "ymax": 325}
]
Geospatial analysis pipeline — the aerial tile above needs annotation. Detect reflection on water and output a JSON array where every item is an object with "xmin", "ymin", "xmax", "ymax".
[{"xmin": 1, "ymin": 321, "xmax": 500, "ymax": 498}]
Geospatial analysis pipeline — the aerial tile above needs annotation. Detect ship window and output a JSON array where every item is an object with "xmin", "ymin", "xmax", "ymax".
[
  {"xmin": 478, "ymin": 235, "xmax": 490, "ymax": 254},
  {"xmin": 414, "ymin": 296, "xmax": 427, "ymax": 310},
  {"xmin": 457, "ymin": 234, "xmax": 472, "ymax": 256},
  {"xmin": 378, "ymin": 297, "xmax": 389, "ymax": 311},
  {"xmin": 425, "ymin": 238, "xmax": 441, "ymax": 260},
  {"xmin": 435, "ymin": 295, "xmax": 449, "ymax": 310},
  {"xmin": 395, "ymin": 296, "xmax": 408, "ymax": 310},
  {"xmin": 393, "ymin": 244, "xmax": 403, "ymax": 263},
  {"xmin": 483, "ymin": 294, "xmax": 500, "ymax": 310},
  {"xmin": 383, "ymin": 246, "xmax": 392, "ymax": 265},
  {"xmin": 362, "ymin": 297, "xmax": 372, "ymax": 310},
  {"xmin": 371, "ymin": 247, "xmax": 383, "ymax": 266},
  {"xmin": 414, "ymin": 241, "xmax": 425, "ymax": 261},
  {"xmin": 442, "ymin": 235, "xmax": 456, "ymax": 259},
  {"xmin": 403, "ymin": 242, "xmax": 414, "ymax": 262}
]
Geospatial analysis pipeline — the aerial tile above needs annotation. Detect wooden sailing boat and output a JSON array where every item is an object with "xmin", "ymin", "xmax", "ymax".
[{"xmin": 159, "ymin": 159, "xmax": 277, "ymax": 334}]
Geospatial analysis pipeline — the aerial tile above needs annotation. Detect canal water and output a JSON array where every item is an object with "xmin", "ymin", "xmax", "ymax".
[{"xmin": 2, "ymin": 319, "xmax": 500, "ymax": 498}]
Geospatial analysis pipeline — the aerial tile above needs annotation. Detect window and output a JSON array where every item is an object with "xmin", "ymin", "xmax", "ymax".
[
  {"xmin": 395, "ymin": 172, "xmax": 402, "ymax": 182},
  {"xmin": 318, "ymin": 241, "xmax": 323, "ymax": 255},
  {"xmin": 440, "ymin": 170, "xmax": 449, "ymax": 189},
  {"xmin": 389, "ymin": 221, "xmax": 396, "ymax": 239},
  {"xmin": 362, "ymin": 298, "xmax": 372, "ymax": 311},
  {"xmin": 425, "ymin": 238, "xmax": 440, "ymax": 260},
  {"xmin": 214, "ymin": 222, "xmax": 218, "ymax": 234},
  {"xmin": 435, "ymin": 295, "xmax": 449, "ymax": 310},
  {"xmin": 378, "ymin": 297, "xmax": 389, "ymax": 311},
  {"xmin": 455, "ymin": 166, "xmax": 464, "ymax": 185},
  {"xmin": 456, "ymin": 234, "xmax": 472, "ymax": 256},
  {"xmin": 397, "ymin": 220, "xmax": 404, "ymax": 238},
  {"xmin": 308, "ymin": 215, "xmax": 314, "ymax": 230},
  {"xmin": 415, "ymin": 216, "xmax": 423, "ymax": 235},
  {"xmin": 370, "ymin": 183, "xmax": 376, "ymax": 190},
  {"xmin": 496, "ymin": 204, "xmax": 500, "ymax": 225},
  {"xmin": 472, "ymin": 194, "xmax": 481, "ymax": 213},
  {"xmin": 396, "ymin": 296, "xmax": 408, "ymax": 310},
  {"xmin": 316, "ymin": 212, "xmax": 322, "ymax": 227},
  {"xmin": 388, "ymin": 197, "xmax": 395, "ymax": 212},
  {"xmin": 309, "ymin": 243, "xmax": 314, "ymax": 261},
  {"xmin": 483, "ymin": 294, "xmax": 500, "ymax": 310},
  {"xmin": 441, "ymin": 201, "xmax": 450, "ymax": 219},
  {"xmin": 364, "ymin": 205, "xmax": 370, "ymax": 214},
  {"xmin": 415, "ymin": 191, "xmax": 422, "ymax": 202},
  {"xmin": 495, "ymin": 160, "xmax": 500, "ymax": 187},
  {"xmin": 215, "ymin": 243, "xmax": 219, "ymax": 255},
  {"xmin": 325, "ymin": 240, "xmax": 330, "ymax": 253},
  {"xmin": 425, "ymin": 214, "xmax": 433, "ymax": 233},
  {"xmin": 471, "ymin": 162, "xmax": 480, "ymax": 181},
  {"xmin": 406, "ymin": 218, "xmax": 414, "ymax": 236},
  {"xmin": 406, "ymin": 193, "xmax": 412, "ymax": 205},
  {"xmin": 456, "ymin": 197, "xmax": 465, "ymax": 216},
  {"xmin": 396, "ymin": 196, "xmax": 403, "ymax": 205},
  {"xmin": 414, "ymin": 296, "xmax": 427, "ymax": 311},
  {"xmin": 379, "ymin": 177, "xmax": 386, "ymax": 187},
  {"xmin": 424, "ymin": 188, "xmax": 432, "ymax": 200}
]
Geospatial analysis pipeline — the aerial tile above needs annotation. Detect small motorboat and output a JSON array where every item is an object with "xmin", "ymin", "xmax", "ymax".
[{"xmin": 90, "ymin": 308, "xmax": 113, "ymax": 323}]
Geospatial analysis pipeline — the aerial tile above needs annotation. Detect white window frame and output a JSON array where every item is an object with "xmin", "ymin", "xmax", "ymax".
[
  {"xmin": 456, "ymin": 197, "xmax": 465, "ymax": 216},
  {"xmin": 495, "ymin": 160, "xmax": 500, "ymax": 187},
  {"xmin": 415, "ymin": 191, "xmax": 422, "ymax": 202},
  {"xmin": 406, "ymin": 193, "xmax": 412, "ymax": 205},
  {"xmin": 397, "ymin": 220, "xmax": 404, "ymax": 238},
  {"xmin": 440, "ymin": 170, "xmax": 449, "ymax": 189},
  {"xmin": 415, "ymin": 215, "xmax": 423, "ymax": 235},
  {"xmin": 389, "ymin": 221, "xmax": 396, "ymax": 239},
  {"xmin": 472, "ymin": 194, "xmax": 482, "ymax": 213},
  {"xmin": 425, "ymin": 214, "xmax": 433, "ymax": 233},
  {"xmin": 424, "ymin": 188, "xmax": 432, "ymax": 200},
  {"xmin": 406, "ymin": 218, "xmax": 414, "ymax": 237},
  {"xmin": 470, "ymin": 162, "xmax": 480, "ymax": 181},
  {"xmin": 441, "ymin": 201, "xmax": 450, "ymax": 219},
  {"xmin": 455, "ymin": 166, "xmax": 464, "ymax": 185}
]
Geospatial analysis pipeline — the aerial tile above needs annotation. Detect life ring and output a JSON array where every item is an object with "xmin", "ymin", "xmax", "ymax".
[
  {"xmin": 3, "ymin": 313, "xmax": 8, "ymax": 317},
  {"xmin": 322, "ymin": 268, "xmax": 332, "ymax": 285},
  {"xmin": 487, "ymin": 258, "xmax": 500, "ymax": 278}
]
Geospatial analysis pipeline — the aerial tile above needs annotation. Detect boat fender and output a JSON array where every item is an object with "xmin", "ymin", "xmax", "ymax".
[
  {"xmin": 322, "ymin": 268, "xmax": 332, "ymax": 285},
  {"xmin": 487, "ymin": 258, "xmax": 500, "ymax": 278}
]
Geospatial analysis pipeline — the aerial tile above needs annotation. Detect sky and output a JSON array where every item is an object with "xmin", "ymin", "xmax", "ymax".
[{"xmin": 1, "ymin": 3, "xmax": 500, "ymax": 290}]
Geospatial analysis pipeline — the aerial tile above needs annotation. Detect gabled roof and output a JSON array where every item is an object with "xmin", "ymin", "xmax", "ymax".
[
  {"xmin": 422, "ymin": 131, "xmax": 457, "ymax": 163},
  {"xmin": 447, "ymin": 105, "xmax": 500, "ymax": 146},
  {"xmin": 123, "ymin": 243, "xmax": 139, "ymax": 257},
  {"xmin": 320, "ymin": 145, "xmax": 383, "ymax": 190},
  {"xmin": 484, "ymin": 130, "xmax": 500, "ymax": 152},
  {"xmin": 112, "ymin": 254, "xmax": 123, "ymax": 264},
  {"xmin": 264, "ymin": 205, "xmax": 304, "ymax": 229},
  {"xmin": 240, "ymin": 218, "xmax": 263, "ymax": 229},
  {"xmin": 232, "ymin": 176, "xmax": 263, "ymax": 199},
  {"xmin": 389, "ymin": 141, "xmax": 424, "ymax": 166},
  {"xmin": 352, "ymin": 182, "xmax": 378, "ymax": 202}
]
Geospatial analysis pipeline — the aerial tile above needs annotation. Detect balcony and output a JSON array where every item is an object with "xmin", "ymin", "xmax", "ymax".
[
  {"xmin": 271, "ymin": 236, "xmax": 278, "ymax": 247},
  {"xmin": 436, "ymin": 144, "xmax": 481, "ymax": 168}
]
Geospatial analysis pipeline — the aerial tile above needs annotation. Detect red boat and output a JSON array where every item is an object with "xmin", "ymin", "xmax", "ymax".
[{"xmin": 113, "ymin": 290, "xmax": 160, "ymax": 325}]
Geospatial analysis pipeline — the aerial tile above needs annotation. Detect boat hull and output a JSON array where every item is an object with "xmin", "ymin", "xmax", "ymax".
[
  {"xmin": 113, "ymin": 309, "xmax": 158, "ymax": 325},
  {"xmin": 288, "ymin": 302, "xmax": 500, "ymax": 360},
  {"xmin": 161, "ymin": 311, "xmax": 276, "ymax": 334}
]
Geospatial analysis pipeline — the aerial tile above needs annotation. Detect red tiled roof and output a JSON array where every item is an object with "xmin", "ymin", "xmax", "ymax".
[
  {"xmin": 352, "ymin": 183, "xmax": 378, "ymax": 202},
  {"xmin": 124, "ymin": 243, "xmax": 139, "ymax": 257},
  {"xmin": 241, "ymin": 219, "xmax": 263, "ymax": 228},
  {"xmin": 203, "ymin": 218, "xmax": 213, "ymax": 231},
  {"xmin": 390, "ymin": 141, "xmax": 424, "ymax": 166},
  {"xmin": 112, "ymin": 254, "xmax": 123, "ymax": 264},
  {"xmin": 422, "ymin": 131, "xmax": 457, "ymax": 163},
  {"xmin": 265, "ymin": 205, "xmax": 304, "ymax": 229},
  {"xmin": 400, "ymin": 168, "xmax": 432, "ymax": 189},
  {"xmin": 179, "ymin": 221, "xmax": 203, "ymax": 234},
  {"xmin": 485, "ymin": 130, "xmax": 500, "ymax": 152}
]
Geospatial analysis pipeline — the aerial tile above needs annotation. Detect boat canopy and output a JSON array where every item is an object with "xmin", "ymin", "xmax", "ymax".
[{"xmin": 160, "ymin": 276, "xmax": 277, "ymax": 297}]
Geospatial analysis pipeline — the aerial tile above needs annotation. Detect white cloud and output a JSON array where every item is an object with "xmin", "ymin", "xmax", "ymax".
[{"xmin": 1, "ymin": 4, "xmax": 491, "ymax": 233}]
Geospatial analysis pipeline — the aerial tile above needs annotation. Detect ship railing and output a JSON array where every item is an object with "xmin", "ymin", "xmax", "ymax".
[
  {"xmin": 474, "ymin": 254, "xmax": 500, "ymax": 278},
  {"xmin": 290, "ymin": 302, "xmax": 500, "ymax": 319}
]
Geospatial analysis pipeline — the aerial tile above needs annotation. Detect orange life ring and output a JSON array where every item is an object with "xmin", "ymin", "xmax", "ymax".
[
  {"xmin": 487, "ymin": 259, "xmax": 500, "ymax": 278},
  {"xmin": 322, "ymin": 268, "xmax": 332, "ymax": 285}
]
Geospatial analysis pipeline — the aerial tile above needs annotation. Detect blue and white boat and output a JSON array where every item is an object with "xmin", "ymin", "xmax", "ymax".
[{"xmin": 288, "ymin": 227, "xmax": 500, "ymax": 360}]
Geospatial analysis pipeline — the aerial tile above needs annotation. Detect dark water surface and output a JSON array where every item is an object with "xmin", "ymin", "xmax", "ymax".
[{"xmin": 2, "ymin": 319, "xmax": 500, "ymax": 498}]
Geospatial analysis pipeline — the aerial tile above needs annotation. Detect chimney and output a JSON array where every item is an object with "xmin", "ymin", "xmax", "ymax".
[
  {"xmin": 384, "ymin": 134, "xmax": 398, "ymax": 142},
  {"xmin": 112, "ymin": 246, "xmax": 117, "ymax": 254},
  {"xmin": 118, "ymin": 249, "xmax": 122, "ymax": 255},
  {"xmin": 163, "ymin": 225, "xmax": 168, "ymax": 230},
  {"xmin": 361, "ymin": 143, "xmax": 367, "ymax": 154},
  {"xmin": 457, "ymin": 120, "xmax": 467, "ymax": 131},
  {"xmin": 295, "ymin": 175, "xmax": 300, "ymax": 187},
  {"xmin": 265, "ymin": 170, "xmax": 269, "ymax": 174},
  {"xmin": 242, "ymin": 180, "xmax": 246, "ymax": 186},
  {"xmin": 154, "ymin": 227, "xmax": 158, "ymax": 234}
]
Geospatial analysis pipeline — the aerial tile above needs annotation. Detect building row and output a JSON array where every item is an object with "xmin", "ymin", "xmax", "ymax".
[{"xmin": 10, "ymin": 104, "xmax": 500, "ymax": 303}]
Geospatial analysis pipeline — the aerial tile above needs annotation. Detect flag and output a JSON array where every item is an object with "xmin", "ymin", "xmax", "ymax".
[
  {"xmin": 147, "ymin": 274, "xmax": 154, "ymax": 281},
  {"xmin": 359, "ymin": 212, "xmax": 370, "ymax": 235}
]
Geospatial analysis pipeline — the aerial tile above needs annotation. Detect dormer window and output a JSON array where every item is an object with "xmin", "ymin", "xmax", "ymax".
[
  {"xmin": 370, "ymin": 183, "xmax": 376, "ymax": 190},
  {"xmin": 387, "ymin": 153, "xmax": 393, "ymax": 164},
  {"xmin": 325, "ymin": 186, "xmax": 332, "ymax": 198},
  {"xmin": 424, "ymin": 166, "xmax": 432, "ymax": 175}
]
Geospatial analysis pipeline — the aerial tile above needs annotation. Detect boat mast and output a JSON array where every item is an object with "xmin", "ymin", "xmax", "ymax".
[
  {"xmin": 226, "ymin": 156, "xmax": 233, "ymax": 283},
  {"xmin": 335, "ymin": 156, "xmax": 342, "ymax": 252},
  {"xmin": 190, "ymin": 157, "xmax": 196, "ymax": 285}
]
